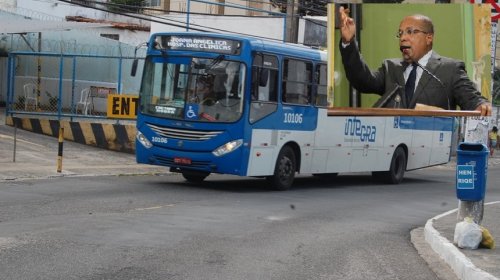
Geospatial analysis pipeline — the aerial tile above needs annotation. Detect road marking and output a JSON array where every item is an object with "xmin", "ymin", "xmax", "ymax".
[
  {"xmin": 133, "ymin": 204, "xmax": 176, "ymax": 211},
  {"xmin": 265, "ymin": 215, "xmax": 289, "ymax": 221}
]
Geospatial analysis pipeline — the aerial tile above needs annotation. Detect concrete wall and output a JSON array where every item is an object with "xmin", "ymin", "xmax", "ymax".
[
  {"xmin": 6, "ymin": 116, "xmax": 136, "ymax": 153},
  {"xmin": 14, "ymin": 0, "xmax": 150, "ymax": 46}
]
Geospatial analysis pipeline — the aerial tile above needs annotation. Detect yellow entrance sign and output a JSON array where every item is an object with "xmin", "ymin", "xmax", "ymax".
[{"xmin": 107, "ymin": 94, "xmax": 139, "ymax": 119}]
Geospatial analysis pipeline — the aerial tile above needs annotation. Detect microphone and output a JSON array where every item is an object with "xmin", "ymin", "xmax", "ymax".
[
  {"xmin": 414, "ymin": 61, "xmax": 444, "ymax": 87},
  {"xmin": 414, "ymin": 62, "xmax": 450, "ymax": 110},
  {"xmin": 373, "ymin": 84, "xmax": 403, "ymax": 108},
  {"xmin": 399, "ymin": 46, "xmax": 450, "ymax": 109}
]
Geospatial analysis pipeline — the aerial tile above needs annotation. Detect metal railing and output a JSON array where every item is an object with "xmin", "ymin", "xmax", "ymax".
[{"xmin": 6, "ymin": 51, "xmax": 144, "ymax": 122}]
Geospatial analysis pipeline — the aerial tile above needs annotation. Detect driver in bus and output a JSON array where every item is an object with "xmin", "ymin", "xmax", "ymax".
[{"xmin": 191, "ymin": 75, "xmax": 215, "ymax": 104}]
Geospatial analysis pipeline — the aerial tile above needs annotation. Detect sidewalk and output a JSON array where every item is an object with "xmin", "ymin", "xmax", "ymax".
[
  {"xmin": 1, "ymin": 108, "xmax": 499, "ymax": 280},
  {"xmin": 421, "ymin": 149, "xmax": 500, "ymax": 280},
  {"xmin": 0, "ymin": 109, "xmax": 169, "ymax": 181},
  {"xmin": 425, "ymin": 202, "xmax": 500, "ymax": 280}
]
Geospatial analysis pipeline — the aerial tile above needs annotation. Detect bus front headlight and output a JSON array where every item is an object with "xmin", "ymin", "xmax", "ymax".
[
  {"xmin": 212, "ymin": 139, "xmax": 243, "ymax": 157},
  {"xmin": 136, "ymin": 131, "xmax": 153, "ymax": 149}
]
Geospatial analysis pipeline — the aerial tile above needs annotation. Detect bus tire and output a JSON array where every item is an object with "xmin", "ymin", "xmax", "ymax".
[
  {"xmin": 266, "ymin": 146, "xmax": 296, "ymax": 191},
  {"xmin": 182, "ymin": 171, "xmax": 209, "ymax": 183},
  {"xmin": 372, "ymin": 146, "xmax": 406, "ymax": 184}
]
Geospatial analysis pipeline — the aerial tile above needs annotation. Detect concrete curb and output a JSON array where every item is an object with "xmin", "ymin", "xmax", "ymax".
[{"xmin": 424, "ymin": 202, "xmax": 500, "ymax": 280}]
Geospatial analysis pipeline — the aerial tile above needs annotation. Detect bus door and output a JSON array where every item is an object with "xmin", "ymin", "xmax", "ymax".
[{"xmin": 246, "ymin": 53, "xmax": 280, "ymax": 176}]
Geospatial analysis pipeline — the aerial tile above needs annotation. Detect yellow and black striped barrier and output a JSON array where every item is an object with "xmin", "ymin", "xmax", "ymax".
[
  {"xmin": 6, "ymin": 117, "xmax": 136, "ymax": 153},
  {"xmin": 57, "ymin": 126, "xmax": 64, "ymax": 173}
]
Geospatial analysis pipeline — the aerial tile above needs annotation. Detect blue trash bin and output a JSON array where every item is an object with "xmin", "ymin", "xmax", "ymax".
[{"xmin": 456, "ymin": 142, "xmax": 489, "ymax": 201}]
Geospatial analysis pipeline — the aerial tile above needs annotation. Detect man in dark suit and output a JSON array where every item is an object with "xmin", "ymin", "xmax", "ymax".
[{"xmin": 338, "ymin": 7, "xmax": 491, "ymax": 116}]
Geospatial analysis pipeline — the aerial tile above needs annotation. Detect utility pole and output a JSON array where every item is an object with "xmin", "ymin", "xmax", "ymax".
[{"xmin": 286, "ymin": 0, "xmax": 299, "ymax": 43}]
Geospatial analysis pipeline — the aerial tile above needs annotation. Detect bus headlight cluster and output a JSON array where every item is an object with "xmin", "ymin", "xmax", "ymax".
[
  {"xmin": 136, "ymin": 131, "xmax": 153, "ymax": 148},
  {"xmin": 212, "ymin": 139, "xmax": 243, "ymax": 157}
]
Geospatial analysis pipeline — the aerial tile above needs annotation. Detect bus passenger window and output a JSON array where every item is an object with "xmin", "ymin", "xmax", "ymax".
[
  {"xmin": 252, "ymin": 68, "xmax": 278, "ymax": 102},
  {"xmin": 282, "ymin": 59, "xmax": 312, "ymax": 105},
  {"xmin": 251, "ymin": 54, "xmax": 278, "ymax": 102},
  {"xmin": 250, "ymin": 53, "xmax": 278, "ymax": 123},
  {"xmin": 315, "ymin": 64, "xmax": 328, "ymax": 107}
]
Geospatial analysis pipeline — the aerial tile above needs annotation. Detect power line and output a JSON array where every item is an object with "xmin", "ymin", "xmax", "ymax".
[
  {"xmin": 56, "ymin": 0, "xmax": 327, "ymax": 44},
  {"xmin": 73, "ymin": 0, "xmax": 285, "ymax": 17},
  {"xmin": 56, "ymin": 0, "xmax": 292, "ymax": 42}
]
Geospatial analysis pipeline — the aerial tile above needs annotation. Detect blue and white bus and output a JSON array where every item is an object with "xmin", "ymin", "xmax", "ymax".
[{"xmin": 135, "ymin": 32, "xmax": 456, "ymax": 190}]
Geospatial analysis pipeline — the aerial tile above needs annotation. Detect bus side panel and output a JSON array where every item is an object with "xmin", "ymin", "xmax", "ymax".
[
  {"xmin": 246, "ymin": 105, "xmax": 318, "ymax": 176},
  {"xmin": 310, "ymin": 149, "xmax": 329, "ymax": 173},
  {"xmin": 313, "ymin": 114, "xmax": 452, "ymax": 174},
  {"xmin": 314, "ymin": 110, "xmax": 353, "ymax": 173},
  {"xmin": 430, "ymin": 117, "xmax": 454, "ymax": 165},
  {"xmin": 315, "ymin": 113, "xmax": 399, "ymax": 174},
  {"xmin": 408, "ymin": 117, "xmax": 433, "ymax": 169},
  {"xmin": 246, "ymin": 129, "xmax": 315, "ymax": 176},
  {"xmin": 245, "ymin": 114, "xmax": 453, "ymax": 177},
  {"xmin": 395, "ymin": 116, "xmax": 453, "ymax": 170},
  {"xmin": 348, "ymin": 116, "xmax": 387, "ymax": 172},
  {"xmin": 246, "ymin": 129, "xmax": 278, "ymax": 176}
]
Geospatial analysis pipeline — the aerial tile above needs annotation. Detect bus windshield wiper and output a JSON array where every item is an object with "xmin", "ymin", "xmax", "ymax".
[{"xmin": 206, "ymin": 55, "xmax": 225, "ymax": 70}]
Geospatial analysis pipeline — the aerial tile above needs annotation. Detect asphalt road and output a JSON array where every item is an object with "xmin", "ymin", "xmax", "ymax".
[{"xmin": 1, "ymin": 166, "xmax": 499, "ymax": 280}]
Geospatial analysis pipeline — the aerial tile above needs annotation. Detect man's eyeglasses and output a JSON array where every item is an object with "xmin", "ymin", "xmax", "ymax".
[{"xmin": 396, "ymin": 28, "xmax": 429, "ymax": 38}]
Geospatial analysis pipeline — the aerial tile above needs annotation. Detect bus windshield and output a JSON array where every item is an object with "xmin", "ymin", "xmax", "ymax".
[{"xmin": 139, "ymin": 55, "xmax": 245, "ymax": 122}]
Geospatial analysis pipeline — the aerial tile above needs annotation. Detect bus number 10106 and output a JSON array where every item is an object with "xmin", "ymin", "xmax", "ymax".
[{"xmin": 284, "ymin": 113, "xmax": 303, "ymax": 124}]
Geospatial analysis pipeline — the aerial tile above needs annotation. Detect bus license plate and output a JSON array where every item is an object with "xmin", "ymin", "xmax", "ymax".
[{"xmin": 174, "ymin": 157, "xmax": 192, "ymax": 165}]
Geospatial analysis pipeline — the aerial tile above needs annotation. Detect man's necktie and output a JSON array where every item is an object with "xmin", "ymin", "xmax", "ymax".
[{"xmin": 405, "ymin": 63, "xmax": 418, "ymax": 105}]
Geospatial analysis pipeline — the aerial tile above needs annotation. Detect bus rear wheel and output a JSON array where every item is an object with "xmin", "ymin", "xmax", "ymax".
[
  {"xmin": 372, "ymin": 146, "xmax": 406, "ymax": 184},
  {"xmin": 266, "ymin": 146, "xmax": 296, "ymax": 191}
]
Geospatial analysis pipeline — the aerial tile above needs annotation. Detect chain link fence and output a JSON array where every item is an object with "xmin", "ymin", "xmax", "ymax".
[{"xmin": 7, "ymin": 51, "xmax": 144, "ymax": 120}]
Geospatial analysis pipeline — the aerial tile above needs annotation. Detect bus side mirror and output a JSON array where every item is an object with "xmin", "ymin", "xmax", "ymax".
[
  {"xmin": 259, "ymin": 68, "xmax": 269, "ymax": 87},
  {"xmin": 131, "ymin": 59, "xmax": 138, "ymax": 77}
]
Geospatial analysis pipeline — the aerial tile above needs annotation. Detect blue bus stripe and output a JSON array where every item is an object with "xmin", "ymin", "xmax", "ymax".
[{"xmin": 397, "ymin": 117, "xmax": 453, "ymax": 131}]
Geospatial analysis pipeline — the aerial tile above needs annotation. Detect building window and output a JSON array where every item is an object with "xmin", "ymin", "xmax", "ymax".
[
  {"xmin": 100, "ymin": 34, "xmax": 120, "ymax": 41},
  {"xmin": 70, "ymin": 0, "xmax": 94, "ymax": 7},
  {"xmin": 145, "ymin": 0, "xmax": 161, "ymax": 7}
]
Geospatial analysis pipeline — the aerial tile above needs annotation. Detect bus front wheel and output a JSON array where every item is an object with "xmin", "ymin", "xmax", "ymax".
[
  {"xmin": 266, "ymin": 146, "xmax": 296, "ymax": 191},
  {"xmin": 372, "ymin": 146, "xmax": 406, "ymax": 184},
  {"xmin": 182, "ymin": 171, "xmax": 209, "ymax": 183}
]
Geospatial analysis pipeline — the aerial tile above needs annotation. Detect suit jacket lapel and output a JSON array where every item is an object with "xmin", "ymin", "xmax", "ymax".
[{"xmin": 412, "ymin": 52, "xmax": 442, "ymax": 105}]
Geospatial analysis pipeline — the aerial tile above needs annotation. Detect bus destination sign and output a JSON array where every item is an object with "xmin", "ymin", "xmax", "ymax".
[{"xmin": 158, "ymin": 36, "xmax": 241, "ymax": 55}]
